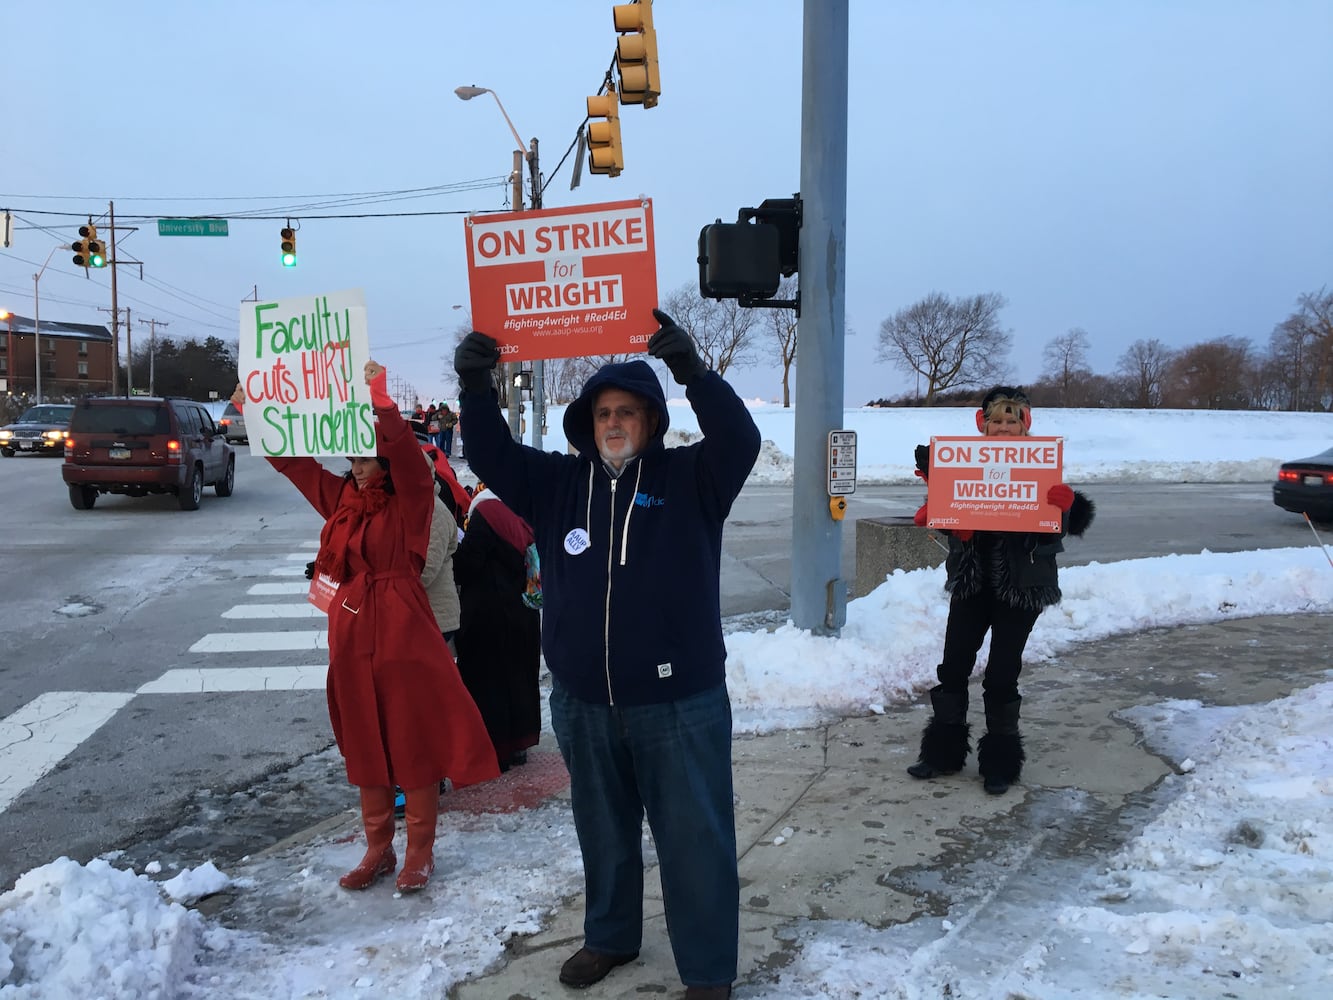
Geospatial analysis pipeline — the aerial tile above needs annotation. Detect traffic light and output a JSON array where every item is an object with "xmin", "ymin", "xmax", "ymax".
[
  {"xmin": 586, "ymin": 93, "xmax": 624, "ymax": 177},
  {"xmin": 71, "ymin": 223, "xmax": 93, "ymax": 268},
  {"xmin": 698, "ymin": 196, "xmax": 802, "ymax": 308},
  {"xmin": 613, "ymin": 2, "xmax": 660, "ymax": 108},
  {"xmin": 86, "ymin": 224, "xmax": 106, "ymax": 268},
  {"xmin": 280, "ymin": 226, "xmax": 297, "ymax": 267}
]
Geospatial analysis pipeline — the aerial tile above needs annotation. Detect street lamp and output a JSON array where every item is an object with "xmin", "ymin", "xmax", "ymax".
[
  {"xmin": 455, "ymin": 83, "xmax": 547, "ymax": 451},
  {"xmin": 0, "ymin": 309, "xmax": 12, "ymax": 396},
  {"xmin": 33, "ymin": 245, "xmax": 69, "ymax": 403}
]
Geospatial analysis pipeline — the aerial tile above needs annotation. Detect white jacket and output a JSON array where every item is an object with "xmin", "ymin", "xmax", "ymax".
[{"xmin": 421, "ymin": 496, "xmax": 461, "ymax": 633}]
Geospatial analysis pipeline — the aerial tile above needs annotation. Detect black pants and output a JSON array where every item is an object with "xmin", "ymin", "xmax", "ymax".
[{"xmin": 937, "ymin": 590, "xmax": 1041, "ymax": 705}]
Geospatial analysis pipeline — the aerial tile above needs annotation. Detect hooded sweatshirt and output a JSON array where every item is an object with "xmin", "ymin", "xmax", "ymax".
[{"xmin": 459, "ymin": 359, "xmax": 761, "ymax": 706}]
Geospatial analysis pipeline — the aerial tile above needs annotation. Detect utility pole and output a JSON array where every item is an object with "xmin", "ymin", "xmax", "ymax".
[
  {"xmin": 140, "ymin": 317, "xmax": 169, "ymax": 395},
  {"xmin": 109, "ymin": 201, "xmax": 120, "ymax": 395},
  {"xmin": 528, "ymin": 137, "xmax": 546, "ymax": 451},
  {"xmin": 505, "ymin": 148, "xmax": 524, "ymax": 443},
  {"xmin": 388, "ymin": 374, "xmax": 414, "ymax": 413},
  {"xmin": 99, "ymin": 305, "xmax": 129, "ymax": 394}
]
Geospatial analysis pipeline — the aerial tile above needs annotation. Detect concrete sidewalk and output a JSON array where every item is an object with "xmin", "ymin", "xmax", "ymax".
[{"xmin": 225, "ymin": 613, "xmax": 1333, "ymax": 998}]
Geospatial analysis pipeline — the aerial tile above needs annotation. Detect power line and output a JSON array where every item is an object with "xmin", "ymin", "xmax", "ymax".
[
  {"xmin": 5, "ymin": 206, "xmax": 508, "ymax": 222},
  {"xmin": 1, "ymin": 180, "xmax": 506, "ymax": 202}
]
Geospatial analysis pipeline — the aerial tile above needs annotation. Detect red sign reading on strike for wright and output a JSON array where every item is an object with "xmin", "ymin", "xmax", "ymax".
[
  {"xmin": 925, "ymin": 436, "xmax": 1065, "ymax": 534},
  {"xmin": 465, "ymin": 198, "xmax": 659, "ymax": 363}
]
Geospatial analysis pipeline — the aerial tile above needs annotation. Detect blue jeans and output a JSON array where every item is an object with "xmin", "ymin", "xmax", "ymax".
[
  {"xmin": 439, "ymin": 428, "xmax": 453, "ymax": 457},
  {"xmin": 550, "ymin": 678, "xmax": 738, "ymax": 988}
]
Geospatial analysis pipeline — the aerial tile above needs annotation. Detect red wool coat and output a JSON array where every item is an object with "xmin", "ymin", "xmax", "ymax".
[{"xmin": 268, "ymin": 403, "xmax": 499, "ymax": 791}]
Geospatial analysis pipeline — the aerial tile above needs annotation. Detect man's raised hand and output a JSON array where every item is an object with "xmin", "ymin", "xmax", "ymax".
[
  {"xmin": 646, "ymin": 309, "xmax": 708, "ymax": 385},
  {"xmin": 454, "ymin": 332, "xmax": 501, "ymax": 394}
]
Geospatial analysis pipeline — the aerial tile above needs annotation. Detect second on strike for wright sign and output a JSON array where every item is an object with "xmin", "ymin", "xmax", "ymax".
[
  {"xmin": 926, "ymin": 436, "xmax": 1065, "ymax": 534},
  {"xmin": 465, "ymin": 198, "xmax": 659, "ymax": 363}
]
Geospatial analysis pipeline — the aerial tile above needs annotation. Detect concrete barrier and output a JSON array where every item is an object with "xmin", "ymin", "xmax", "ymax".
[{"xmin": 854, "ymin": 516, "xmax": 948, "ymax": 597}]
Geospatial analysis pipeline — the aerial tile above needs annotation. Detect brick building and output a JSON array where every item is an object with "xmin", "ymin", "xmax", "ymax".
[{"xmin": 0, "ymin": 312, "xmax": 114, "ymax": 400}]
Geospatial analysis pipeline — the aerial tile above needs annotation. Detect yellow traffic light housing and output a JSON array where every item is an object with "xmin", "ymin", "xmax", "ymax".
[
  {"xmin": 613, "ymin": 1, "xmax": 660, "ymax": 108},
  {"xmin": 586, "ymin": 94, "xmax": 624, "ymax": 177},
  {"xmin": 280, "ymin": 226, "xmax": 297, "ymax": 267},
  {"xmin": 86, "ymin": 224, "xmax": 106, "ymax": 268},
  {"xmin": 72, "ymin": 223, "xmax": 95, "ymax": 268}
]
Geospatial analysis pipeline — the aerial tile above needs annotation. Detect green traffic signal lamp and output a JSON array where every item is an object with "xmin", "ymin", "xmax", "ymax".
[
  {"xmin": 280, "ymin": 227, "xmax": 297, "ymax": 267},
  {"xmin": 88, "ymin": 239, "xmax": 106, "ymax": 268}
]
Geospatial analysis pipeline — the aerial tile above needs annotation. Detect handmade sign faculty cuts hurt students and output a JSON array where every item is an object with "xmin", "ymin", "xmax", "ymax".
[
  {"xmin": 465, "ymin": 198, "xmax": 658, "ymax": 362},
  {"xmin": 238, "ymin": 288, "xmax": 374, "ymax": 457},
  {"xmin": 926, "ymin": 436, "xmax": 1065, "ymax": 533}
]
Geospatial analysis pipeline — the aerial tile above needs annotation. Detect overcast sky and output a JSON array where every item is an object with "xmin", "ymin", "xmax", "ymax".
[{"xmin": 2, "ymin": 1, "xmax": 1329, "ymax": 405}]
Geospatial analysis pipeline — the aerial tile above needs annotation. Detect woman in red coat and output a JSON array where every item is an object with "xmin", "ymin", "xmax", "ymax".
[{"xmin": 230, "ymin": 362, "xmax": 498, "ymax": 892}]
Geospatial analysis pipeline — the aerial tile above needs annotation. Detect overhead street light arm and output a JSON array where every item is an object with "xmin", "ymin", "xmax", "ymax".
[{"xmin": 454, "ymin": 84, "xmax": 527, "ymax": 154}]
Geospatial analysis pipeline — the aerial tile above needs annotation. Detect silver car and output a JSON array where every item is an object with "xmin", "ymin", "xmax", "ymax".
[{"xmin": 219, "ymin": 402, "xmax": 247, "ymax": 444}]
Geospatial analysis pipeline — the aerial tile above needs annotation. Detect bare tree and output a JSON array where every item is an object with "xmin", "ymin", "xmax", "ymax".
[
  {"xmin": 1270, "ymin": 288, "xmax": 1333, "ymax": 410},
  {"xmin": 875, "ymin": 291, "xmax": 1012, "ymax": 402},
  {"xmin": 661, "ymin": 282, "xmax": 759, "ymax": 377},
  {"xmin": 1041, "ymin": 328, "xmax": 1092, "ymax": 406},
  {"xmin": 1163, "ymin": 336, "xmax": 1253, "ymax": 409},
  {"xmin": 761, "ymin": 276, "xmax": 798, "ymax": 406},
  {"xmin": 546, "ymin": 352, "xmax": 641, "ymax": 404},
  {"xmin": 1115, "ymin": 339, "xmax": 1174, "ymax": 408}
]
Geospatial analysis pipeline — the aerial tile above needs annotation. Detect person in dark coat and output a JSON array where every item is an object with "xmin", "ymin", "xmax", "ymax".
[
  {"xmin": 452, "ymin": 487, "xmax": 542, "ymax": 770},
  {"xmin": 453, "ymin": 310, "xmax": 759, "ymax": 1000},
  {"xmin": 907, "ymin": 386, "xmax": 1095, "ymax": 795},
  {"xmin": 229, "ymin": 365, "xmax": 499, "ymax": 893},
  {"xmin": 438, "ymin": 402, "xmax": 458, "ymax": 457}
]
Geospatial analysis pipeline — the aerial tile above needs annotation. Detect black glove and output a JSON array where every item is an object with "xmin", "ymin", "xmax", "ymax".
[
  {"xmin": 647, "ymin": 308, "xmax": 708, "ymax": 385},
  {"xmin": 304, "ymin": 561, "xmax": 316, "ymax": 581},
  {"xmin": 453, "ymin": 332, "xmax": 501, "ymax": 394},
  {"xmin": 914, "ymin": 444, "xmax": 931, "ymax": 479}
]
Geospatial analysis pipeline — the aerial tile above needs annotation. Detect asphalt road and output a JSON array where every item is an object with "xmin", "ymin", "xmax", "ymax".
[{"xmin": 0, "ymin": 448, "xmax": 1310, "ymax": 888}]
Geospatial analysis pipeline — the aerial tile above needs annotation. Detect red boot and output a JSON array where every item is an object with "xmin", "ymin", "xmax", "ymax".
[
  {"xmin": 395, "ymin": 785, "xmax": 439, "ymax": 892},
  {"xmin": 339, "ymin": 786, "xmax": 397, "ymax": 890}
]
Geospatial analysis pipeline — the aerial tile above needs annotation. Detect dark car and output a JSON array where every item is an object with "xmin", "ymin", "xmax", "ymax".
[
  {"xmin": 61, "ymin": 397, "xmax": 235, "ymax": 510},
  {"xmin": 1272, "ymin": 445, "xmax": 1333, "ymax": 525},
  {"xmin": 0, "ymin": 403, "xmax": 75, "ymax": 456}
]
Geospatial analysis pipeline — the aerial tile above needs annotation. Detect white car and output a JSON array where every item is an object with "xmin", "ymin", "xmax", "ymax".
[{"xmin": 219, "ymin": 401, "xmax": 247, "ymax": 444}]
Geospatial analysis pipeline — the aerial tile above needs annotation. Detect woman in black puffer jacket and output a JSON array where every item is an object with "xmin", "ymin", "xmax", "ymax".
[{"xmin": 907, "ymin": 387, "xmax": 1094, "ymax": 795}]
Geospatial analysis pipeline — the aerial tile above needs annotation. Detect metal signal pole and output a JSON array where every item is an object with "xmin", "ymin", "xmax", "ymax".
[{"xmin": 790, "ymin": 0, "xmax": 850, "ymax": 635}]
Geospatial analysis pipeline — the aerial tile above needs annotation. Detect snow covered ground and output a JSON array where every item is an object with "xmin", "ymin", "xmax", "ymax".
[{"xmin": 2, "ymin": 404, "xmax": 1331, "ymax": 998}]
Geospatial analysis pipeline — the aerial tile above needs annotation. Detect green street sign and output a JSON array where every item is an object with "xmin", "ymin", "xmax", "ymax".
[{"xmin": 157, "ymin": 218, "xmax": 229, "ymax": 237}]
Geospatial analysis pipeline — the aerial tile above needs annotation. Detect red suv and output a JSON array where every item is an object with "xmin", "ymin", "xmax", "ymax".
[{"xmin": 62, "ymin": 397, "xmax": 235, "ymax": 510}]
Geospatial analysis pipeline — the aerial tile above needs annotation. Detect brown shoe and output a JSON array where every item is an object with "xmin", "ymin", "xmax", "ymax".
[
  {"xmin": 558, "ymin": 947, "xmax": 638, "ymax": 988},
  {"xmin": 684, "ymin": 987, "xmax": 732, "ymax": 999}
]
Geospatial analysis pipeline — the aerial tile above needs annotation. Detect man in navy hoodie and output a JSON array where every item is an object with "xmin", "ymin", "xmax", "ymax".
[{"xmin": 455, "ymin": 310, "xmax": 760, "ymax": 1000}]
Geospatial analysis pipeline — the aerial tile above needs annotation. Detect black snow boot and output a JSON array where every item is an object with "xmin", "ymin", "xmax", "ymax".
[
  {"xmin": 907, "ymin": 686, "xmax": 971, "ymax": 779},
  {"xmin": 977, "ymin": 696, "xmax": 1025, "ymax": 795}
]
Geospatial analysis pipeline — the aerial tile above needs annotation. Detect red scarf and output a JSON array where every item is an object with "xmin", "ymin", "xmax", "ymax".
[{"xmin": 314, "ymin": 480, "xmax": 389, "ymax": 583}]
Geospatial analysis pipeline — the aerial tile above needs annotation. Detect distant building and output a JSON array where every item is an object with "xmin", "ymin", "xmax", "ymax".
[{"xmin": 0, "ymin": 313, "xmax": 114, "ymax": 400}]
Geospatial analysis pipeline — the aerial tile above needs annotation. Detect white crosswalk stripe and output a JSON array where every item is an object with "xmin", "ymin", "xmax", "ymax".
[
  {"xmin": 247, "ymin": 582, "xmax": 311, "ymax": 596},
  {"xmin": 190, "ymin": 630, "xmax": 328, "ymax": 653},
  {"xmin": 0, "ymin": 692, "xmax": 136, "ymax": 812},
  {"xmin": 138, "ymin": 665, "xmax": 326, "ymax": 694},
  {"xmin": 2, "ymin": 552, "xmax": 329, "ymax": 815},
  {"xmin": 222, "ymin": 603, "xmax": 324, "ymax": 619}
]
